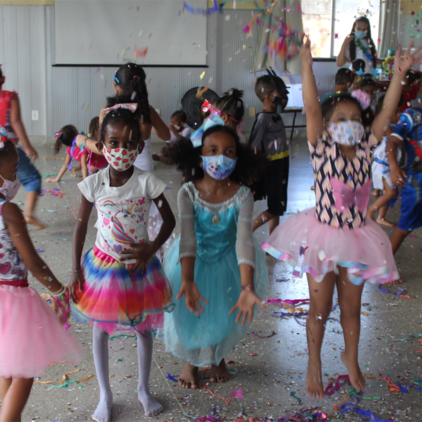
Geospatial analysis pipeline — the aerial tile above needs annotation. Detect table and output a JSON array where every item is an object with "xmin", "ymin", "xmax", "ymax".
[{"xmin": 280, "ymin": 107, "xmax": 306, "ymax": 139}]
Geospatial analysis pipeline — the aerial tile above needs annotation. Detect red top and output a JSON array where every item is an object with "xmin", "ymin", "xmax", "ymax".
[
  {"xmin": 0, "ymin": 90, "xmax": 18, "ymax": 142},
  {"xmin": 401, "ymin": 83, "xmax": 419, "ymax": 113},
  {"xmin": 66, "ymin": 145, "xmax": 107, "ymax": 170}
]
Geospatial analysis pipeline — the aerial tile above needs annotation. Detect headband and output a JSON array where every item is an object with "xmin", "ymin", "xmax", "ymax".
[
  {"xmin": 190, "ymin": 113, "xmax": 225, "ymax": 148},
  {"xmin": 103, "ymin": 103, "xmax": 138, "ymax": 114},
  {"xmin": 321, "ymin": 89, "xmax": 371, "ymax": 111},
  {"xmin": 114, "ymin": 71, "xmax": 120, "ymax": 84}
]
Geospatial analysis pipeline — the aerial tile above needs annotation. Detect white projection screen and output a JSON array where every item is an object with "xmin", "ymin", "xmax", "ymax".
[{"xmin": 55, "ymin": 0, "xmax": 207, "ymax": 66}]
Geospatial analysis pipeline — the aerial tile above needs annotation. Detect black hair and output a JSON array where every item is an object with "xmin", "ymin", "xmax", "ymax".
[
  {"xmin": 255, "ymin": 73, "xmax": 289, "ymax": 109},
  {"xmin": 99, "ymin": 108, "xmax": 142, "ymax": 144},
  {"xmin": 335, "ymin": 68, "xmax": 355, "ymax": 86},
  {"xmin": 405, "ymin": 69, "xmax": 422, "ymax": 85},
  {"xmin": 89, "ymin": 117, "xmax": 99, "ymax": 139},
  {"xmin": 321, "ymin": 94, "xmax": 362, "ymax": 122},
  {"xmin": 214, "ymin": 88, "xmax": 244, "ymax": 123},
  {"xmin": 349, "ymin": 17, "xmax": 376, "ymax": 67},
  {"xmin": 360, "ymin": 76, "xmax": 377, "ymax": 90},
  {"xmin": 0, "ymin": 139, "xmax": 18, "ymax": 166},
  {"xmin": 171, "ymin": 110, "xmax": 187, "ymax": 123},
  {"xmin": 111, "ymin": 63, "xmax": 151, "ymax": 123},
  {"xmin": 0, "ymin": 66, "xmax": 4, "ymax": 86},
  {"xmin": 54, "ymin": 125, "xmax": 78, "ymax": 155},
  {"xmin": 160, "ymin": 125, "xmax": 268, "ymax": 185},
  {"xmin": 352, "ymin": 59, "xmax": 366, "ymax": 73},
  {"xmin": 375, "ymin": 93, "xmax": 404, "ymax": 115}
]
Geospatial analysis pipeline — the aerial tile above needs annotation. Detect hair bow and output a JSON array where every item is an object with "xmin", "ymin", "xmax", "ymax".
[
  {"xmin": 104, "ymin": 103, "xmax": 138, "ymax": 114},
  {"xmin": 54, "ymin": 131, "xmax": 63, "ymax": 139},
  {"xmin": 0, "ymin": 126, "xmax": 8, "ymax": 150},
  {"xmin": 351, "ymin": 89, "xmax": 371, "ymax": 110},
  {"xmin": 190, "ymin": 113, "xmax": 225, "ymax": 148},
  {"xmin": 201, "ymin": 100, "xmax": 221, "ymax": 115}
]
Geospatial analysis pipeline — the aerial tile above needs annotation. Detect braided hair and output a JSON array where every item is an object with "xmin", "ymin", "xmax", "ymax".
[
  {"xmin": 349, "ymin": 17, "xmax": 376, "ymax": 68},
  {"xmin": 111, "ymin": 63, "xmax": 151, "ymax": 123},
  {"xmin": 99, "ymin": 108, "xmax": 142, "ymax": 145},
  {"xmin": 214, "ymin": 88, "xmax": 244, "ymax": 123}
]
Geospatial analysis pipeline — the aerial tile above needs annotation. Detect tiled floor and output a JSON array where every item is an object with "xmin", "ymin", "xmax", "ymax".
[{"xmin": 9, "ymin": 133, "xmax": 422, "ymax": 421}]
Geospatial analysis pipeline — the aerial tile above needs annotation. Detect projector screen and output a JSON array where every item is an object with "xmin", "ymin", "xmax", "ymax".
[{"xmin": 55, "ymin": 0, "xmax": 207, "ymax": 66}]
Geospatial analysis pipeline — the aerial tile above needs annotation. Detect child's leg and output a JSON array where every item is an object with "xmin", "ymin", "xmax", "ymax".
[
  {"xmin": 92, "ymin": 326, "xmax": 113, "ymax": 422},
  {"xmin": 252, "ymin": 210, "xmax": 276, "ymax": 232},
  {"xmin": 210, "ymin": 358, "xmax": 229, "ymax": 383},
  {"xmin": 336, "ymin": 267, "xmax": 365, "ymax": 392},
  {"xmin": 368, "ymin": 181, "xmax": 397, "ymax": 224},
  {"xmin": 179, "ymin": 362, "xmax": 199, "ymax": 389},
  {"xmin": 390, "ymin": 227, "xmax": 411, "ymax": 255},
  {"xmin": 269, "ymin": 216, "xmax": 280, "ymax": 234},
  {"xmin": 24, "ymin": 191, "xmax": 45, "ymax": 230},
  {"xmin": 0, "ymin": 377, "xmax": 12, "ymax": 399},
  {"xmin": 306, "ymin": 272, "xmax": 336, "ymax": 399},
  {"xmin": 135, "ymin": 330, "xmax": 163, "ymax": 416},
  {"xmin": 0, "ymin": 377, "xmax": 33, "ymax": 422}
]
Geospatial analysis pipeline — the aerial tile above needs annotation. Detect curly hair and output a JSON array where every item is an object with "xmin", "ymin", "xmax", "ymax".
[
  {"xmin": 214, "ymin": 88, "xmax": 244, "ymax": 122},
  {"xmin": 54, "ymin": 125, "xmax": 78, "ymax": 155},
  {"xmin": 99, "ymin": 108, "xmax": 142, "ymax": 144},
  {"xmin": 112, "ymin": 63, "xmax": 151, "ymax": 123},
  {"xmin": 160, "ymin": 125, "xmax": 268, "ymax": 185}
]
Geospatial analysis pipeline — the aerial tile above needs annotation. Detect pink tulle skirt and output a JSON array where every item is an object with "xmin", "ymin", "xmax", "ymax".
[
  {"xmin": 262, "ymin": 208, "xmax": 399, "ymax": 285},
  {"xmin": 0, "ymin": 285, "xmax": 83, "ymax": 378}
]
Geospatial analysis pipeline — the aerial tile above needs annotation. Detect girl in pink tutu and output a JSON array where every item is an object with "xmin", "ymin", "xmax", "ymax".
[
  {"xmin": 0, "ymin": 127, "xmax": 83, "ymax": 422},
  {"xmin": 68, "ymin": 105, "xmax": 175, "ymax": 421},
  {"xmin": 262, "ymin": 37, "xmax": 421, "ymax": 399}
]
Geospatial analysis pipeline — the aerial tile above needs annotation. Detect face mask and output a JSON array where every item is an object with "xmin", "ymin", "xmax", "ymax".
[
  {"xmin": 328, "ymin": 121, "xmax": 364, "ymax": 146},
  {"xmin": 103, "ymin": 147, "xmax": 138, "ymax": 172},
  {"xmin": 0, "ymin": 174, "xmax": 20, "ymax": 201},
  {"xmin": 173, "ymin": 125, "xmax": 181, "ymax": 131},
  {"xmin": 354, "ymin": 31, "xmax": 367, "ymax": 40},
  {"xmin": 201, "ymin": 155, "xmax": 237, "ymax": 180},
  {"xmin": 272, "ymin": 96, "xmax": 284, "ymax": 107}
]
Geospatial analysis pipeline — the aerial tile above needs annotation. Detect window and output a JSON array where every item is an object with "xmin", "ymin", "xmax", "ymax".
[{"xmin": 301, "ymin": 0, "xmax": 381, "ymax": 59}]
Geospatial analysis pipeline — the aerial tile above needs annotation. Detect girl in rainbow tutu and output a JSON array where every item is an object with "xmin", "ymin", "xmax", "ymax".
[{"xmin": 68, "ymin": 105, "xmax": 176, "ymax": 421}]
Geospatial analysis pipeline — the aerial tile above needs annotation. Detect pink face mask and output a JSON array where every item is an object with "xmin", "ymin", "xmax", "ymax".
[{"xmin": 103, "ymin": 147, "xmax": 138, "ymax": 172}]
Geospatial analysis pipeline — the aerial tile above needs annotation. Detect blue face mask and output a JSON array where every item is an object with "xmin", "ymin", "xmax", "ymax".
[
  {"xmin": 201, "ymin": 155, "xmax": 237, "ymax": 180},
  {"xmin": 354, "ymin": 30, "xmax": 367, "ymax": 40}
]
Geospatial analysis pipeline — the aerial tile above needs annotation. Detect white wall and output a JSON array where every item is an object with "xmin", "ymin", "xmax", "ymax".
[{"xmin": 0, "ymin": 5, "xmax": 339, "ymax": 137}]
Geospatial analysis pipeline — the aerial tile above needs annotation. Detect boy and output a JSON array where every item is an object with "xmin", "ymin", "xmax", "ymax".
[
  {"xmin": 249, "ymin": 70, "xmax": 289, "ymax": 234},
  {"xmin": 388, "ymin": 107, "xmax": 422, "ymax": 256}
]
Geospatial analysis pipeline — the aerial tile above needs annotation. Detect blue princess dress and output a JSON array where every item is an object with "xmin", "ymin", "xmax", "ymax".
[{"xmin": 164, "ymin": 183, "xmax": 268, "ymax": 367}]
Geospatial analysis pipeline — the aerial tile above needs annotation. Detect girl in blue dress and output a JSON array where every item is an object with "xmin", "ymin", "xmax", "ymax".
[{"xmin": 161, "ymin": 117, "xmax": 269, "ymax": 389}]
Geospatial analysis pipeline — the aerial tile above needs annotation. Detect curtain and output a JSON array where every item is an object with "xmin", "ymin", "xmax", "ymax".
[
  {"xmin": 378, "ymin": 0, "xmax": 399, "ymax": 59},
  {"xmin": 252, "ymin": 0, "xmax": 303, "ymax": 74}
]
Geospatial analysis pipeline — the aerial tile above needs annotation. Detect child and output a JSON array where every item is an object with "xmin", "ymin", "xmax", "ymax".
[
  {"xmin": 68, "ymin": 106, "xmax": 175, "ymax": 420},
  {"xmin": 168, "ymin": 110, "xmax": 192, "ymax": 142},
  {"xmin": 160, "ymin": 121, "xmax": 268, "ymax": 389},
  {"xmin": 249, "ymin": 70, "xmax": 290, "ymax": 234},
  {"xmin": 0, "ymin": 66, "xmax": 44, "ymax": 230},
  {"xmin": 401, "ymin": 69, "xmax": 422, "ymax": 113},
  {"xmin": 337, "ymin": 16, "xmax": 379, "ymax": 74},
  {"xmin": 89, "ymin": 116, "xmax": 100, "ymax": 139},
  {"xmin": 214, "ymin": 88, "xmax": 247, "ymax": 144},
  {"xmin": 387, "ymin": 104, "xmax": 422, "ymax": 256},
  {"xmin": 261, "ymin": 36, "xmax": 414, "ymax": 399},
  {"xmin": 368, "ymin": 94, "xmax": 403, "ymax": 225},
  {"xmin": 335, "ymin": 68, "xmax": 355, "ymax": 93},
  {"xmin": 352, "ymin": 59, "xmax": 366, "ymax": 90},
  {"xmin": 46, "ymin": 125, "xmax": 106, "ymax": 183},
  {"xmin": 0, "ymin": 127, "xmax": 83, "ymax": 421}
]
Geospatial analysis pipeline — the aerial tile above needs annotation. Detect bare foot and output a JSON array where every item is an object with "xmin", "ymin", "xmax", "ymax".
[
  {"xmin": 376, "ymin": 217, "xmax": 394, "ymax": 228},
  {"xmin": 210, "ymin": 359, "xmax": 229, "ymax": 383},
  {"xmin": 152, "ymin": 154, "xmax": 162, "ymax": 162},
  {"xmin": 372, "ymin": 189, "xmax": 380, "ymax": 198},
  {"xmin": 91, "ymin": 395, "xmax": 112, "ymax": 422},
  {"xmin": 341, "ymin": 352, "xmax": 365, "ymax": 392},
  {"xmin": 389, "ymin": 279, "xmax": 404, "ymax": 284},
  {"xmin": 138, "ymin": 391, "xmax": 163, "ymax": 416},
  {"xmin": 178, "ymin": 362, "xmax": 199, "ymax": 389},
  {"xmin": 306, "ymin": 358, "xmax": 324, "ymax": 398},
  {"xmin": 25, "ymin": 216, "xmax": 46, "ymax": 230}
]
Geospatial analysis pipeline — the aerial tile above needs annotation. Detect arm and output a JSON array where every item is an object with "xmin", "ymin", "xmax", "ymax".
[
  {"xmin": 229, "ymin": 191, "xmax": 265, "ymax": 326},
  {"xmin": 46, "ymin": 153, "xmax": 71, "ymax": 183},
  {"xmin": 150, "ymin": 107, "xmax": 171, "ymax": 141},
  {"xmin": 75, "ymin": 134, "xmax": 101, "ymax": 155},
  {"xmin": 372, "ymin": 42, "xmax": 422, "ymax": 140},
  {"xmin": 336, "ymin": 35, "xmax": 353, "ymax": 67},
  {"xmin": 301, "ymin": 35, "xmax": 324, "ymax": 145},
  {"xmin": 9, "ymin": 94, "xmax": 38, "ymax": 160},
  {"xmin": 68, "ymin": 195, "xmax": 93, "ymax": 302},
  {"xmin": 387, "ymin": 137, "xmax": 407, "ymax": 187},
  {"xmin": 81, "ymin": 153, "xmax": 89, "ymax": 180},
  {"xmin": 3, "ymin": 203, "xmax": 63, "ymax": 292}
]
